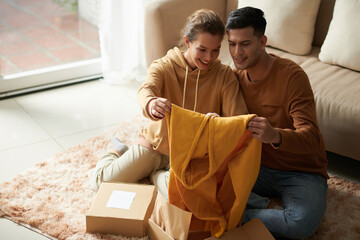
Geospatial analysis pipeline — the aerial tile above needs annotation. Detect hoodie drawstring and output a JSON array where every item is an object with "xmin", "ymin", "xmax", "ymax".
[
  {"xmin": 182, "ymin": 65, "xmax": 201, "ymax": 112},
  {"xmin": 193, "ymin": 69, "xmax": 200, "ymax": 112},
  {"xmin": 182, "ymin": 66, "xmax": 189, "ymax": 109}
]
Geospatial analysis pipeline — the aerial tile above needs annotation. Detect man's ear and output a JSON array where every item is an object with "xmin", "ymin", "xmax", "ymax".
[
  {"xmin": 184, "ymin": 35, "xmax": 190, "ymax": 48},
  {"xmin": 260, "ymin": 35, "xmax": 267, "ymax": 49}
]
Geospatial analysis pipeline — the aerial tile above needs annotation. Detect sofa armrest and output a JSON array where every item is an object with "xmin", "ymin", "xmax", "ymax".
[{"xmin": 144, "ymin": 0, "xmax": 226, "ymax": 67}]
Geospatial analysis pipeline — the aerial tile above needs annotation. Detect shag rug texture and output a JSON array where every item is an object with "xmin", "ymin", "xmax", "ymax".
[{"xmin": 0, "ymin": 116, "xmax": 359, "ymax": 240}]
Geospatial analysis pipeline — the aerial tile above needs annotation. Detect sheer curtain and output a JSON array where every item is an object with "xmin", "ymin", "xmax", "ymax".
[{"xmin": 98, "ymin": 0, "xmax": 148, "ymax": 84}]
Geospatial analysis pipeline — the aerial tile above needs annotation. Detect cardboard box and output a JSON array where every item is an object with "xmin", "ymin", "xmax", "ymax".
[
  {"xmin": 149, "ymin": 218, "xmax": 274, "ymax": 240},
  {"xmin": 86, "ymin": 182, "xmax": 157, "ymax": 237},
  {"xmin": 148, "ymin": 218, "xmax": 174, "ymax": 240},
  {"xmin": 148, "ymin": 196, "xmax": 274, "ymax": 240}
]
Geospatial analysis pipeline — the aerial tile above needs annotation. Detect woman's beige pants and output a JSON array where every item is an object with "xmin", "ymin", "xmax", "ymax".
[{"xmin": 88, "ymin": 144, "xmax": 170, "ymax": 200}]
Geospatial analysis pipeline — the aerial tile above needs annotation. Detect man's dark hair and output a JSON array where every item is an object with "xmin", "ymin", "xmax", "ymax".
[{"xmin": 225, "ymin": 7, "xmax": 266, "ymax": 38}]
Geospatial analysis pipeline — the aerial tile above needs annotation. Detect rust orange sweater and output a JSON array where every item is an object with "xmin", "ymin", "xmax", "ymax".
[
  {"xmin": 235, "ymin": 55, "xmax": 328, "ymax": 178},
  {"xmin": 167, "ymin": 104, "xmax": 261, "ymax": 237}
]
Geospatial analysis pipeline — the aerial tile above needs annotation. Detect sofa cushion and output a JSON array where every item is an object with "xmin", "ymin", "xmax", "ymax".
[
  {"xmin": 237, "ymin": 0, "xmax": 321, "ymax": 55},
  {"xmin": 267, "ymin": 47, "xmax": 360, "ymax": 160},
  {"xmin": 319, "ymin": 0, "xmax": 360, "ymax": 72},
  {"xmin": 312, "ymin": 0, "xmax": 336, "ymax": 47}
]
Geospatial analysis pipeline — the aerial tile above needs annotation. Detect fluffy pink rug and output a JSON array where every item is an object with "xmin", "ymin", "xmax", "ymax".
[{"xmin": 0, "ymin": 116, "xmax": 359, "ymax": 240}]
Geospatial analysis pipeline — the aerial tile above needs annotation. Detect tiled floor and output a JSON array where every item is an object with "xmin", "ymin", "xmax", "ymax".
[
  {"xmin": 0, "ymin": 79, "xmax": 142, "ymax": 239},
  {"xmin": 0, "ymin": 0, "xmax": 100, "ymax": 75},
  {"xmin": 0, "ymin": 79, "xmax": 360, "ymax": 239}
]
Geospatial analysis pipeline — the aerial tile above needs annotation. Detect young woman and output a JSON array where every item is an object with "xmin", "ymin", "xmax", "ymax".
[{"xmin": 88, "ymin": 9, "xmax": 248, "ymax": 198}]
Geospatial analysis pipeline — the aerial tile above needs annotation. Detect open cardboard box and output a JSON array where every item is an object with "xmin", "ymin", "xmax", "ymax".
[
  {"xmin": 148, "ymin": 195, "xmax": 275, "ymax": 240},
  {"xmin": 148, "ymin": 218, "xmax": 274, "ymax": 240},
  {"xmin": 86, "ymin": 182, "xmax": 157, "ymax": 237}
]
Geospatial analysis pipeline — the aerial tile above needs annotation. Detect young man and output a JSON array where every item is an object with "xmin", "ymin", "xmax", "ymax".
[{"xmin": 226, "ymin": 7, "xmax": 329, "ymax": 239}]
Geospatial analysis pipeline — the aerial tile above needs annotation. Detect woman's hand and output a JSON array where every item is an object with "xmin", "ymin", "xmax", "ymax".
[{"xmin": 147, "ymin": 98, "xmax": 172, "ymax": 120}]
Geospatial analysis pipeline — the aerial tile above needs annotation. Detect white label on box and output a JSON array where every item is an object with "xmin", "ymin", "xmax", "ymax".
[{"xmin": 106, "ymin": 190, "xmax": 136, "ymax": 209}]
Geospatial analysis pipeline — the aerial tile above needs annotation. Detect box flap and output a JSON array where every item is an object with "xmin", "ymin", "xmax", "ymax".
[
  {"xmin": 150, "ymin": 194, "xmax": 192, "ymax": 240},
  {"xmin": 241, "ymin": 218, "xmax": 274, "ymax": 240},
  {"xmin": 148, "ymin": 218, "xmax": 174, "ymax": 240}
]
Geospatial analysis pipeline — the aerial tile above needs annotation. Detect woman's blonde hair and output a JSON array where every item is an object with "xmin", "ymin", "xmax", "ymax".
[{"xmin": 179, "ymin": 9, "xmax": 225, "ymax": 47}]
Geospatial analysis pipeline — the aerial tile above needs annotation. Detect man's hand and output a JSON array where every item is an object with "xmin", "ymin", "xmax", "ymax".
[
  {"xmin": 247, "ymin": 117, "xmax": 281, "ymax": 145},
  {"xmin": 147, "ymin": 98, "xmax": 172, "ymax": 120}
]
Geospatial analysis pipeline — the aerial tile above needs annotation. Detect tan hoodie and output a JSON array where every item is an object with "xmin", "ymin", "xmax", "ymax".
[{"xmin": 137, "ymin": 47, "xmax": 248, "ymax": 155}]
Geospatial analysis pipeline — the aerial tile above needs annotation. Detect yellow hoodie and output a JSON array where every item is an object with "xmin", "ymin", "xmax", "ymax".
[
  {"xmin": 137, "ymin": 47, "xmax": 248, "ymax": 155},
  {"xmin": 167, "ymin": 105, "xmax": 261, "ymax": 237}
]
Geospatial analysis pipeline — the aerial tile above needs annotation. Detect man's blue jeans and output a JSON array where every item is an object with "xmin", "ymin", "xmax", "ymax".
[{"xmin": 243, "ymin": 166, "xmax": 328, "ymax": 239}]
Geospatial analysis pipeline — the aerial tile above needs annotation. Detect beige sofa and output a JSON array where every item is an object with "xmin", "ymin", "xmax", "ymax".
[{"xmin": 144, "ymin": 0, "xmax": 360, "ymax": 161}]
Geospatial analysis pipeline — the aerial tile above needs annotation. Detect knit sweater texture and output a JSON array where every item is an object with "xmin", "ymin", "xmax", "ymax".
[{"xmin": 235, "ymin": 55, "xmax": 328, "ymax": 178}]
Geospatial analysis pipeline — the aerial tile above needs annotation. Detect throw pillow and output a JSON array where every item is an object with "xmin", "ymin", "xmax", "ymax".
[
  {"xmin": 237, "ymin": 0, "xmax": 321, "ymax": 55},
  {"xmin": 319, "ymin": 0, "xmax": 360, "ymax": 72}
]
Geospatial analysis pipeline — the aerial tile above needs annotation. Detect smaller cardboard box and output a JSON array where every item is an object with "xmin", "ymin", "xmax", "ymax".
[{"xmin": 86, "ymin": 182, "xmax": 157, "ymax": 237}]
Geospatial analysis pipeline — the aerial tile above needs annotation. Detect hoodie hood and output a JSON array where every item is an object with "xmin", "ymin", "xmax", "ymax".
[{"xmin": 165, "ymin": 47, "xmax": 222, "ymax": 111}]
